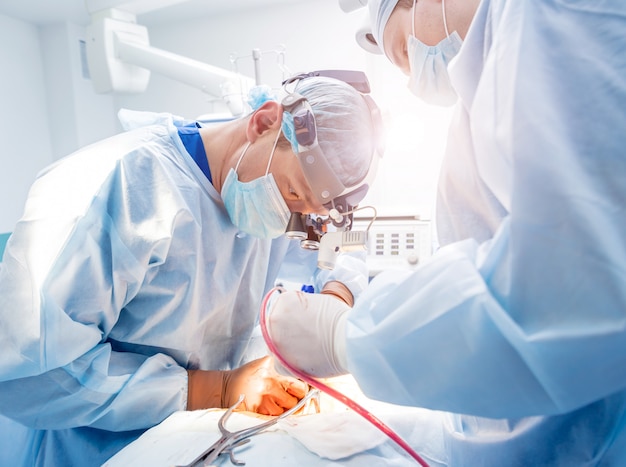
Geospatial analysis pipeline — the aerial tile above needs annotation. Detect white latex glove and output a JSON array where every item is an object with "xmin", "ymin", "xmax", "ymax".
[{"xmin": 266, "ymin": 291, "xmax": 350, "ymax": 378}]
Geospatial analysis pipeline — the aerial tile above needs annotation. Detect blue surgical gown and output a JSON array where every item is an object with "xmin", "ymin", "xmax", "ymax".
[
  {"xmin": 346, "ymin": 0, "xmax": 626, "ymax": 465},
  {"xmin": 0, "ymin": 110, "xmax": 367, "ymax": 466}
]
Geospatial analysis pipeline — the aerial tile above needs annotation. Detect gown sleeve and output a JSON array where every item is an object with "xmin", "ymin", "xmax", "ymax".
[
  {"xmin": 0, "ymin": 138, "xmax": 187, "ymax": 432},
  {"xmin": 345, "ymin": 0, "xmax": 626, "ymax": 418},
  {"xmin": 276, "ymin": 238, "xmax": 368, "ymax": 300}
]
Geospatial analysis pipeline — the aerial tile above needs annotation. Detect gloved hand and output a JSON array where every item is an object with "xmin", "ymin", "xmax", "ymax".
[
  {"xmin": 187, "ymin": 356, "xmax": 308, "ymax": 416},
  {"xmin": 266, "ymin": 291, "xmax": 350, "ymax": 378}
]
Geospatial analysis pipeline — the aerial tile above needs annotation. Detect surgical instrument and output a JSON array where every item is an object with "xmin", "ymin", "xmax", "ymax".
[{"xmin": 177, "ymin": 389, "xmax": 320, "ymax": 467}]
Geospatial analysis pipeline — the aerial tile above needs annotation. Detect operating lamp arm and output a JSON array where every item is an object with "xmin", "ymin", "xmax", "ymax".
[
  {"xmin": 115, "ymin": 36, "xmax": 254, "ymax": 115},
  {"xmin": 86, "ymin": 0, "xmax": 191, "ymax": 15},
  {"xmin": 85, "ymin": 8, "xmax": 255, "ymax": 116}
]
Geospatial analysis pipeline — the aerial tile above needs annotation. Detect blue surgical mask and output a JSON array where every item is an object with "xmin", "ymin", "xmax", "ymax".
[
  {"xmin": 221, "ymin": 132, "xmax": 291, "ymax": 239},
  {"xmin": 407, "ymin": 0, "xmax": 462, "ymax": 106}
]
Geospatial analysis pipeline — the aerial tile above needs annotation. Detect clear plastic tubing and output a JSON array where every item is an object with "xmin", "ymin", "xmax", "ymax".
[{"xmin": 260, "ymin": 287, "xmax": 430, "ymax": 467}]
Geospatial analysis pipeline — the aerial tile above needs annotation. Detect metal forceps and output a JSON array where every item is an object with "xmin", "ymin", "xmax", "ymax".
[{"xmin": 178, "ymin": 389, "xmax": 320, "ymax": 467}]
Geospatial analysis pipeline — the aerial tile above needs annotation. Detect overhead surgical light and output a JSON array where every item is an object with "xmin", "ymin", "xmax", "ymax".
[
  {"xmin": 84, "ymin": 1, "xmax": 255, "ymax": 116},
  {"xmin": 354, "ymin": 9, "xmax": 382, "ymax": 55},
  {"xmin": 335, "ymin": 1, "xmax": 383, "ymax": 55},
  {"xmin": 338, "ymin": 0, "xmax": 368, "ymax": 13}
]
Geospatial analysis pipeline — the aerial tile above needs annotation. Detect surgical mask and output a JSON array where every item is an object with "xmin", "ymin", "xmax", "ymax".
[
  {"xmin": 407, "ymin": 0, "xmax": 462, "ymax": 106},
  {"xmin": 221, "ymin": 131, "xmax": 291, "ymax": 239}
]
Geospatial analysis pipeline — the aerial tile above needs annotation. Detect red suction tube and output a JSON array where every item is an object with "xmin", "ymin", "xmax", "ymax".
[{"xmin": 260, "ymin": 287, "xmax": 430, "ymax": 466}]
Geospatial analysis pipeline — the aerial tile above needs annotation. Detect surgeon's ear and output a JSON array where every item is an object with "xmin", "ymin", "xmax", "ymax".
[{"xmin": 247, "ymin": 100, "xmax": 283, "ymax": 142}]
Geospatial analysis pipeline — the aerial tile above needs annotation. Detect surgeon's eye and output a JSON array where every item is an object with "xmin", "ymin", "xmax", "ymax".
[{"xmin": 288, "ymin": 187, "xmax": 300, "ymax": 200}]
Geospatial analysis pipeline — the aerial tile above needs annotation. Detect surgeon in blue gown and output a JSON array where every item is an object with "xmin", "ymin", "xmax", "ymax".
[
  {"xmin": 0, "ymin": 74, "xmax": 382, "ymax": 466},
  {"xmin": 266, "ymin": 1, "xmax": 626, "ymax": 465}
]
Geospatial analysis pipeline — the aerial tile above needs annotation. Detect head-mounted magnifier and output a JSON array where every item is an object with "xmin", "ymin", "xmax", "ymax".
[{"xmin": 280, "ymin": 70, "xmax": 384, "ymax": 244}]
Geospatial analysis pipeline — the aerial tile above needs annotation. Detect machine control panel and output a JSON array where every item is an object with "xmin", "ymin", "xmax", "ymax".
[{"xmin": 353, "ymin": 216, "xmax": 433, "ymax": 277}]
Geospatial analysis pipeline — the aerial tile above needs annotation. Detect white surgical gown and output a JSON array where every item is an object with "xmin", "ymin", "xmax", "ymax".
[
  {"xmin": 346, "ymin": 0, "xmax": 626, "ymax": 465},
  {"xmin": 0, "ymin": 110, "xmax": 367, "ymax": 467}
]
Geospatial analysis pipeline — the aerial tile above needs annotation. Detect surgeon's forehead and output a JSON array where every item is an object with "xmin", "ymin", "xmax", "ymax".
[{"xmin": 383, "ymin": 5, "xmax": 411, "ymax": 73}]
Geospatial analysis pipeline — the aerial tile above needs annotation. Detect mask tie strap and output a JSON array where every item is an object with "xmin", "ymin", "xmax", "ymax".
[
  {"xmin": 411, "ymin": 0, "xmax": 416, "ymax": 37},
  {"xmin": 234, "ymin": 142, "xmax": 251, "ymax": 174},
  {"xmin": 442, "ymin": 0, "xmax": 450, "ymax": 37}
]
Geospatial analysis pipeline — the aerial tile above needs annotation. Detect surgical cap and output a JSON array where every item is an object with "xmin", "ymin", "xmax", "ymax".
[
  {"xmin": 247, "ymin": 78, "xmax": 377, "ymax": 188},
  {"xmin": 292, "ymin": 76, "xmax": 376, "ymax": 188},
  {"xmin": 368, "ymin": 0, "xmax": 401, "ymax": 56},
  {"xmin": 247, "ymin": 85, "xmax": 275, "ymax": 110}
]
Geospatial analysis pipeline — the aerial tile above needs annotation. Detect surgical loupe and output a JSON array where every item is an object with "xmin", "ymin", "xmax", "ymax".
[
  {"xmin": 286, "ymin": 213, "xmax": 327, "ymax": 250},
  {"xmin": 280, "ymin": 70, "xmax": 384, "ymax": 267}
]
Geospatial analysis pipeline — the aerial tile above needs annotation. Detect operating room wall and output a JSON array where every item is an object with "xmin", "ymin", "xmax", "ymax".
[
  {"xmin": 0, "ymin": 14, "xmax": 118, "ymax": 233},
  {"xmin": 0, "ymin": 1, "xmax": 451, "ymax": 233},
  {"xmin": 39, "ymin": 21, "xmax": 118, "ymax": 160},
  {"xmin": 113, "ymin": 2, "xmax": 369, "ymax": 120},
  {"xmin": 0, "ymin": 14, "xmax": 54, "ymax": 233},
  {"xmin": 112, "ymin": 0, "xmax": 452, "ymax": 219}
]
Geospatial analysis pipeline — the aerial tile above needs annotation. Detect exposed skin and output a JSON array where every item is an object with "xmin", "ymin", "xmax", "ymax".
[
  {"xmin": 202, "ymin": 100, "xmax": 327, "ymax": 216},
  {"xmin": 187, "ymin": 100, "xmax": 354, "ymax": 414},
  {"xmin": 204, "ymin": 100, "xmax": 354, "ymax": 304},
  {"xmin": 382, "ymin": 0, "xmax": 480, "ymax": 75},
  {"xmin": 187, "ymin": 356, "xmax": 309, "ymax": 415}
]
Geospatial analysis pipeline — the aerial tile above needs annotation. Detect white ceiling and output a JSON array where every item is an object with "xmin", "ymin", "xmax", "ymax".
[{"xmin": 0, "ymin": 0, "xmax": 308, "ymax": 26}]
